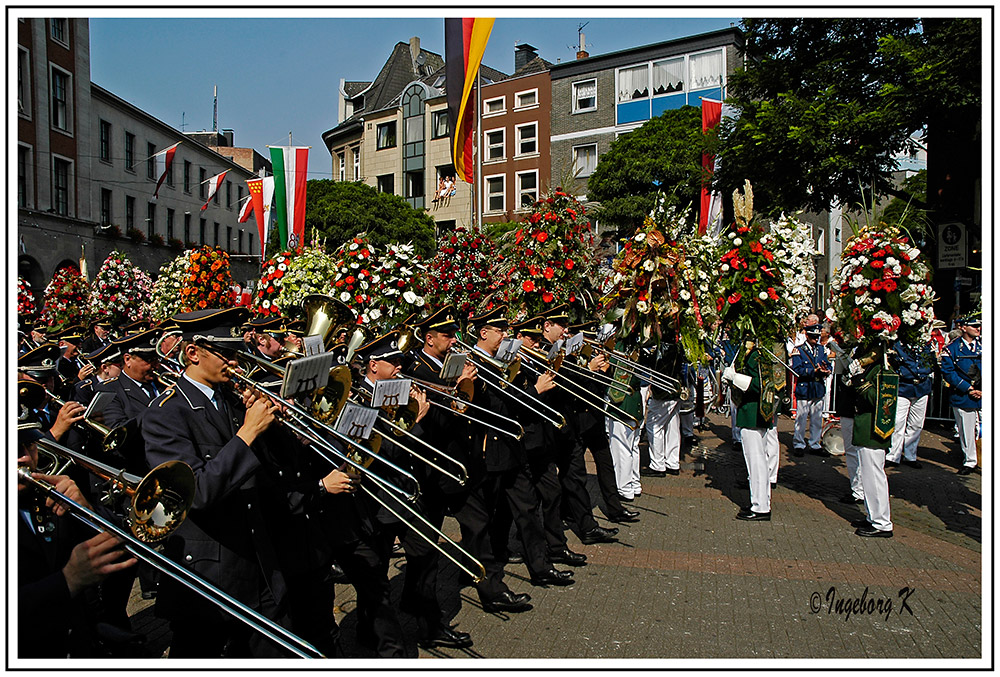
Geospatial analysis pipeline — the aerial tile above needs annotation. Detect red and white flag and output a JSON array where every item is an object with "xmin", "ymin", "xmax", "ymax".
[
  {"xmin": 200, "ymin": 170, "xmax": 229, "ymax": 211},
  {"xmin": 699, "ymin": 99, "xmax": 735, "ymax": 236},
  {"xmin": 151, "ymin": 142, "xmax": 181, "ymax": 200},
  {"xmin": 237, "ymin": 195, "xmax": 253, "ymax": 223},
  {"xmin": 247, "ymin": 177, "xmax": 275, "ymax": 261}
]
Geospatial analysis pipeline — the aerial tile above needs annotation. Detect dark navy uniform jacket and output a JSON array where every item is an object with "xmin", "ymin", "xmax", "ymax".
[
  {"xmin": 791, "ymin": 341, "xmax": 830, "ymax": 401},
  {"xmin": 97, "ymin": 375, "xmax": 158, "ymax": 429},
  {"xmin": 891, "ymin": 340, "xmax": 935, "ymax": 400},
  {"xmin": 940, "ymin": 337, "xmax": 982, "ymax": 410}
]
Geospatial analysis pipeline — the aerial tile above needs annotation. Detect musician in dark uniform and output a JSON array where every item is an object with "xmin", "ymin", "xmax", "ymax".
[
  {"xmin": 141, "ymin": 307, "xmax": 293, "ymax": 657},
  {"xmin": 73, "ymin": 343, "xmax": 123, "ymax": 407},
  {"xmin": 467, "ymin": 307, "xmax": 574, "ymax": 589},
  {"xmin": 80, "ymin": 318, "xmax": 114, "ymax": 355},
  {"xmin": 941, "ymin": 316, "xmax": 982, "ymax": 474},
  {"xmin": 19, "ymin": 343, "xmax": 85, "ymax": 446},
  {"xmin": 886, "ymin": 337, "xmax": 936, "ymax": 468},
  {"xmin": 17, "ymin": 420, "xmax": 137, "ymax": 657},
  {"xmin": 55, "ymin": 325, "xmax": 87, "ymax": 399},
  {"xmin": 99, "ymin": 329, "xmax": 164, "ymax": 432},
  {"xmin": 511, "ymin": 318, "xmax": 589, "ymax": 568},
  {"xmin": 791, "ymin": 321, "xmax": 831, "ymax": 456},
  {"xmin": 537, "ymin": 305, "xmax": 619, "ymax": 546},
  {"xmin": 402, "ymin": 305, "xmax": 499, "ymax": 648},
  {"xmin": 245, "ymin": 315, "xmax": 289, "ymax": 360}
]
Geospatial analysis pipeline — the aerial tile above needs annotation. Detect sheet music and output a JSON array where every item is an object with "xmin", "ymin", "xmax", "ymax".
[
  {"xmin": 302, "ymin": 335, "xmax": 325, "ymax": 356},
  {"xmin": 440, "ymin": 352, "xmax": 468, "ymax": 381},
  {"xmin": 373, "ymin": 378, "xmax": 411, "ymax": 408},
  {"xmin": 546, "ymin": 339, "xmax": 565, "ymax": 362},
  {"xmin": 281, "ymin": 352, "xmax": 335, "ymax": 399},
  {"xmin": 564, "ymin": 333, "xmax": 584, "ymax": 356},
  {"xmin": 334, "ymin": 402, "xmax": 378, "ymax": 440},
  {"xmin": 495, "ymin": 338, "xmax": 522, "ymax": 364}
]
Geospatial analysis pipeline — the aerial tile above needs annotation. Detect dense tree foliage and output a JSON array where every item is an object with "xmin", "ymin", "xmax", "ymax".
[
  {"xmin": 302, "ymin": 180, "xmax": 437, "ymax": 257},
  {"xmin": 587, "ymin": 106, "xmax": 705, "ymax": 237},
  {"xmin": 715, "ymin": 18, "xmax": 981, "ymax": 218}
]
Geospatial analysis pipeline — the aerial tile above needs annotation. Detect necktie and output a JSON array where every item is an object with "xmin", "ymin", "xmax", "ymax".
[{"xmin": 142, "ymin": 382, "xmax": 157, "ymax": 400}]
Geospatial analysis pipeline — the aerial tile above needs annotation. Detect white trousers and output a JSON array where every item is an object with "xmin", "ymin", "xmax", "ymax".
[
  {"xmin": 766, "ymin": 426, "xmax": 779, "ymax": 483},
  {"xmin": 955, "ymin": 407, "xmax": 981, "ymax": 468},
  {"xmin": 741, "ymin": 426, "xmax": 778, "ymax": 513},
  {"xmin": 858, "ymin": 445, "xmax": 892, "ymax": 531},
  {"xmin": 607, "ymin": 417, "xmax": 642, "ymax": 499},
  {"xmin": 793, "ymin": 397, "xmax": 824, "ymax": 449},
  {"xmin": 841, "ymin": 417, "xmax": 864, "ymax": 500},
  {"xmin": 887, "ymin": 394, "xmax": 928, "ymax": 463},
  {"xmin": 647, "ymin": 398, "xmax": 680, "ymax": 471}
]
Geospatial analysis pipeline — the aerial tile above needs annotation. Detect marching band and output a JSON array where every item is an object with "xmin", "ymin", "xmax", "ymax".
[{"xmin": 15, "ymin": 292, "xmax": 983, "ymax": 659}]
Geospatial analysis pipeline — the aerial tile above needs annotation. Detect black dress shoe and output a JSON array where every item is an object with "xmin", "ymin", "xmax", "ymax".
[
  {"xmin": 884, "ymin": 459, "xmax": 899, "ymax": 468},
  {"xmin": 901, "ymin": 459, "xmax": 922, "ymax": 469},
  {"xmin": 840, "ymin": 493, "xmax": 865, "ymax": 505},
  {"xmin": 418, "ymin": 625, "xmax": 473, "ymax": 649},
  {"xmin": 808, "ymin": 447, "xmax": 831, "ymax": 457},
  {"xmin": 792, "ymin": 447, "xmax": 805, "ymax": 457},
  {"xmin": 640, "ymin": 467, "xmax": 666, "ymax": 477},
  {"xmin": 855, "ymin": 526, "xmax": 893, "ymax": 538},
  {"xmin": 619, "ymin": 495, "xmax": 635, "ymax": 502},
  {"xmin": 607, "ymin": 508, "xmax": 640, "ymax": 523},
  {"xmin": 850, "ymin": 518, "xmax": 872, "ymax": 529},
  {"xmin": 770, "ymin": 482, "xmax": 777, "ymax": 489},
  {"xmin": 506, "ymin": 552, "xmax": 525, "ymax": 564},
  {"xmin": 531, "ymin": 568, "xmax": 574, "ymax": 586},
  {"xmin": 683, "ymin": 436, "xmax": 697, "ymax": 446},
  {"xmin": 733, "ymin": 442, "xmax": 743, "ymax": 453},
  {"xmin": 580, "ymin": 526, "xmax": 619, "ymax": 544},
  {"xmin": 735, "ymin": 507, "xmax": 771, "ymax": 521},
  {"xmin": 549, "ymin": 547, "xmax": 587, "ymax": 566},
  {"xmin": 958, "ymin": 466, "xmax": 974, "ymax": 475},
  {"xmin": 482, "ymin": 590, "xmax": 532, "ymax": 612},
  {"xmin": 665, "ymin": 468, "xmax": 680, "ymax": 476}
]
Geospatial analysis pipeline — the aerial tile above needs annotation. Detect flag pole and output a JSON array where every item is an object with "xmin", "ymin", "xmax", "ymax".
[{"xmin": 475, "ymin": 67, "xmax": 483, "ymax": 228}]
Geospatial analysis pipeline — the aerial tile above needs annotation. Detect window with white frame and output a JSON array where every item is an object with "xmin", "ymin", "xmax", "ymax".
[
  {"xmin": 484, "ymin": 96, "xmax": 506, "ymax": 116},
  {"xmin": 52, "ymin": 157, "xmax": 71, "ymax": 216},
  {"xmin": 485, "ymin": 175, "xmax": 505, "ymax": 213},
  {"xmin": 572, "ymin": 79, "xmax": 596, "ymax": 113},
  {"xmin": 376, "ymin": 121, "xmax": 396, "ymax": 149},
  {"xmin": 618, "ymin": 64, "xmax": 649, "ymax": 102},
  {"xmin": 516, "ymin": 123, "xmax": 537, "ymax": 156},
  {"xmin": 338, "ymin": 153, "xmax": 345, "ymax": 181},
  {"xmin": 517, "ymin": 171, "xmax": 538, "ymax": 209},
  {"xmin": 18, "ymin": 47, "xmax": 30, "ymax": 117},
  {"xmin": 689, "ymin": 50, "xmax": 724, "ymax": 90},
  {"xmin": 485, "ymin": 129, "xmax": 505, "ymax": 161},
  {"xmin": 50, "ymin": 65, "xmax": 71, "ymax": 132},
  {"xmin": 572, "ymin": 144, "xmax": 597, "ymax": 178},
  {"xmin": 514, "ymin": 89, "xmax": 538, "ymax": 109},
  {"xmin": 353, "ymin": 146, "xmax": 360, "ymax": 180},
  {"xmin": 652, "ymin": 56, "xmax": 684, "ymax": 95}
]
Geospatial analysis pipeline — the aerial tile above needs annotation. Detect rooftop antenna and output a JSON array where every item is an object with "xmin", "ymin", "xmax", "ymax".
[
  {"xmin": 180, "ymin": 111, "xmax": 186, "ymax": 132},
  {"xmin": 212, "ymin": 85, "xmax": 218, "ymax": 133},
  {"xmin": 577, "ymin": 21, "xmax": 590, "ymax": 52}
]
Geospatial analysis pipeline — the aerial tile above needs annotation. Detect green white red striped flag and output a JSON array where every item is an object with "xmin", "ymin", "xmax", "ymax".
[{"xmin": 268, "ymin": 146, "xmax": 309, "ymax": 251}]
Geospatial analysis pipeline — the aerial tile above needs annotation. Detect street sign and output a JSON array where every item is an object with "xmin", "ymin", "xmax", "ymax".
[{"xmin": 937, "ymin": 222, "xmax": 967, "ymax": 269}]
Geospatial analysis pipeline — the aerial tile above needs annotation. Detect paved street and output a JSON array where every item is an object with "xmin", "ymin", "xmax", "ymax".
[{"xmin": 128, "ymin": 412, "xmax": 983, "ymax": 662}]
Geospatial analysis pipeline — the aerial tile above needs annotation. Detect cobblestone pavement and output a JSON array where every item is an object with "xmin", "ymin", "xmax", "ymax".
[{"xmin": 127, "ymin": 413, "xmax": 984, "ymax": 663}]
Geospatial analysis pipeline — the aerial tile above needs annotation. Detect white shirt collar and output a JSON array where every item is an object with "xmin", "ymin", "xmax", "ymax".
[
  {"xmin": 421, "ymin": 350, "xmax": 444, "ymax": 368},
  {"xmin": 182, "ymin": 372, "xmax": 218, "ymax": 407}
]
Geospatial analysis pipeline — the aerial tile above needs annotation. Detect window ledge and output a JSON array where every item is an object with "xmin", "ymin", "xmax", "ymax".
[
  {"xmin": 50, "ymin": 126, "xmax": 74, "ymax": 139},
  {"xmin": 483, "ymin": 158, "xmax": 506, "ymax": 165},
  {"xmin": 572, "ymin": 108, "xmax": 597, "ymax": 115},
  {"xmin": 514, "ymin": 152, "xmax": 540, "ymax": 161},
  {"xmin": 513, "ymin": 103, "xmax": 540, "ymax": 113},
  {"xmin": 483, "ymin": 110, "xmax": 506, "ymax": 118}
]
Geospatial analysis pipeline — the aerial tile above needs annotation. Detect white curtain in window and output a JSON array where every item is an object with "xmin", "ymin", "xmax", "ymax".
[
  {"xmin": 574, "ymin": 145, "xmax": 597, "ymax": 177},
  {"xmin": 574, "ymin": 80, "xmax": 596, "ymax": 108},
  {"xmin": 652, "ymin": 57, "xmax": 685, "ymax": 95},
  {"xmin": 618, "ymin": 65, "xmax": 649, "ymax": 102},
  {"xmin": 689, "ymin": 50, "xmax": 723, "ymax": 90},
  {"xmin": 405, "ymin": 117, "xmax": 423, "ymax": 143}
]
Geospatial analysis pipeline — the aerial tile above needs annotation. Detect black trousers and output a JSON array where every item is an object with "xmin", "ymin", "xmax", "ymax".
[
  {"xmin": 454, "ymin": 484, "xmax": 509, "ymax": 604},
  {"xmin": 554, "ymin": 426, "xmax": 599, "ymax": 537},
  {"xmin": 333, "ymin": 535, "xmax": 405, "ymax": 658},
  {"xmin": 486, "ymin": 465, "xmax": 550, "ymax": 576},
  {"xmin": 523, "ymin": 450, "xmax": 567, "ymax": 551},
  {"xmin": 398, "ymin": 489, "xmax": 448, "ymax": 632},
  {"xmin": 577, "ymin": 422, "xmax": 626, "ymax": 518}
]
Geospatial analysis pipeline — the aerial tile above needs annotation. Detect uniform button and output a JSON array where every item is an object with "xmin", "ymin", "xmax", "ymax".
[
  {"xmin": 247, "ymin": 503, "xmax": 252, "ymax": 509},
  {"xmin": 296, "ymin": 472, "xmax": 301, "ymax": 478},
  {"xmin": 250, "ymin": 528, "xmax": 254, "ymax": 535},
  {"xmin": 184, "ymin": 554, "xmax": 192, "ymax": 562},
  {"xmin": 205, "ymin": 455, "xmax": 212, "ymax": 460},
  {"xmin": 278, "ymin": 470, "xmax": 283, "ymax": 477}
]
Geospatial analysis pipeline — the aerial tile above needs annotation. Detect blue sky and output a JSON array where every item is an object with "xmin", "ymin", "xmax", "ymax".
[{"xmin": 89, "ymin": 15, "xmax": 739, "ymax": 179}]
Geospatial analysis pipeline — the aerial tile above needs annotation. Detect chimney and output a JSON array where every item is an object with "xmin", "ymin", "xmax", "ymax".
[
  {"xmin": 222, "ymin": 129, "xmax": 234, "ymax": 146},
  {"xmin": 515, "ymin": 43, "xmax": 538, "ymax": 72},
  {"xmin": 577, "ymin": 30, "xmax": 589, "ymax": 60},
  {"xmin": 409, "ymin": 36, "xmax": 421, "ymax": 68}
]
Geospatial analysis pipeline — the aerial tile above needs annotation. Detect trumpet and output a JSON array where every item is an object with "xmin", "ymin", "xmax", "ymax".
[
  {"xmin": 19, "ymin": 379, "xmax": 129, "ymax": 455},
  {"xmin": 34, "ymin": 436, "xmax": 195, "ymax": 544},
  {"xmin": 16, "ymin": 465, "xmax": 324, "ymax": 658}
]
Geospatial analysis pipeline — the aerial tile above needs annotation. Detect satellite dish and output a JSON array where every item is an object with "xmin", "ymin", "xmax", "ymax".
[{"xmin": 416, "ymin": 53, "xmax": 426, "ymax": 66}]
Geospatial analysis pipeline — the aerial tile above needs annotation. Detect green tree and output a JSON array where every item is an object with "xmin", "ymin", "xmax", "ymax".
[
  {"xmin": 302, "ymin": 180, "xmax": 437, "ymax": 257},
  {"xmin": 881, "ymin": 169, "xmax": 928, "ymax": 236},
  {"xmin": 715, "ymin": 18, "xmax": 980, "ymax": 219},
  {"xmin": 587, "ymin": 106, "xmax": 705, "ymax": 237}
]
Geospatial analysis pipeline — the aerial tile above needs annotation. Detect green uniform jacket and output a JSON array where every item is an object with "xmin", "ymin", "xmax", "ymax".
[
  {"xmin": 607, "ymin": 343, "xmax": 643, "ymax": 420},
  {"xmin": 852, "ymin": 362, "xmax": 899, "ymax": 450},
  {"xmin": 733, "ymin": 349, "xmax": 778, "ymax": 430}
]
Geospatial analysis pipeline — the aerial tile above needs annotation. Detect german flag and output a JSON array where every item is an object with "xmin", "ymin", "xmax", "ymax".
[{"xmin": 445, "ymin": 18, "xmax": 495, "ymax": 184}]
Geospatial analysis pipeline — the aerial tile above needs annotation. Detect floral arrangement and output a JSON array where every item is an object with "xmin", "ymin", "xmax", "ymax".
[
  {"xmin": 330, "ymin": 234, "xmax": 378, "ymax": 324},
  {"xmin": 18, "ymin": 276, "xmax": 37, "ymax": 319},
  {"xmin": 500, "ymin": 189, "xmax": 597, "ymax": 320},
  {"xmin": 715, "ymin": 181, "xmax": 793, "ymax": 347},
  {"xmin": 677, "ymin": 230, "xmax": 725, "ymax": 363},
  {"xmin": 426, "ymin": 225, "xmax": 502, "ymax": 318},
  {"xmin": 828, "ymin": 224, "xmax": 934, "ymax": 347},
  {"xmin": 274, "ymin": 242, "xmax": 339, "ymax": 320},
  {"xmin": 761, "ymin": 213, "xmax": 818, "ymax": 326},
  {"xmin": 149, "ymin": 252, "xmax": 192, "ymax": 320},
  {"xmin": 253, "ymin": 251, "xmax": 295, "ymax": 317},
  {"xmin": 366, "ymin": 242, "xmax": 429, "ymax": 329},
  {"xmin": 89, "ymin": 250, "xmax": 152, "ymax": 326},
  {"xmin": 179, "ymin": 246, "xmax": 235, "ymax": 311},
  {"xmin": 38, "ymin": 265, "xmax": 90, "ymax": 329}
]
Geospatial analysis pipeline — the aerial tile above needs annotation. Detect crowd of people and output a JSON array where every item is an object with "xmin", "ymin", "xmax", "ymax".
[{"xmin": 16, "ymin": 301, "xmax": 982, "ymax": 659}]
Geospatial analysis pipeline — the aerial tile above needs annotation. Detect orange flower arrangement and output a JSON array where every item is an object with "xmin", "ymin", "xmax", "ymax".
[{"xmin": 179, "ymin": 246, "xmax": 236, "ymax": 312}]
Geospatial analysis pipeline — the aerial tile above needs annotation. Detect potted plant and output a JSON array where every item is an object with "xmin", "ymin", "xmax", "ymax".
[{"xmin": 126, "ymin": 227, "xmax": 146, "ymax": 244}]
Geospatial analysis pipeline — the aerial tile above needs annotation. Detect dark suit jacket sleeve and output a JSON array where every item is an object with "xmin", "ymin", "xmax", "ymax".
[
  {"xmin": 97, "ymin": 380, "xmax": 130, "ymax": 429},
  {"xmin": 142, "ymin": 402, "xmax": 261, "ymax": 511}
]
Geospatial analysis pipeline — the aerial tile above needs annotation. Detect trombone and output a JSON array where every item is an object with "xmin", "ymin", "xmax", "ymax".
[
  {"xmin": 452, "ymin": 340, "xmax": 566, "ymax": 429},
  {"xmin": 16, "ymin": 466, "xmax": 325, "ymax": 658},
  {"xmin": 400, "ymin": 372, "xmax": 525, "ymax": 441},
  {"xmin": 579, "ymin": 337, "xmax": 682, "ymax": 394}
]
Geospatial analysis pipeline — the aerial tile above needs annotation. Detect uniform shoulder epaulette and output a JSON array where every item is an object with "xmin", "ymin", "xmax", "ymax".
[
  {"xmin": 104, "ymin": 376, "xmax": 119, "ymax": 383},
  {"xmin": 157, "ymin": 388, "xmax": 177, "ymax": 407}
]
